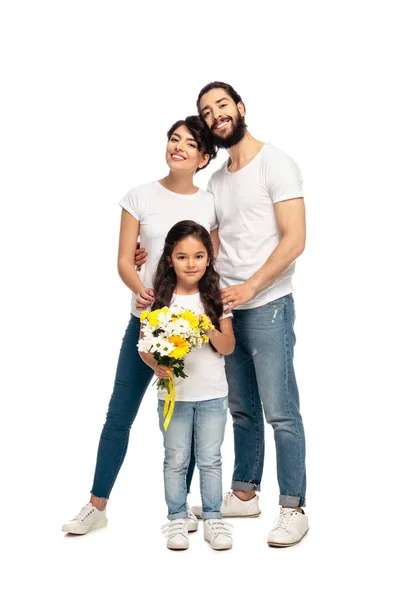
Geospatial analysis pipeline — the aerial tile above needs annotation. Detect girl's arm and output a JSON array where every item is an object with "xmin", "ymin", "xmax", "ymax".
[
  {"xmin": 207, "ymin": 316, "xmax": 235, "ymax": 356},
  {"xmin": 117, "ymin": 209, "xmax": 153, "ymax": 303}
]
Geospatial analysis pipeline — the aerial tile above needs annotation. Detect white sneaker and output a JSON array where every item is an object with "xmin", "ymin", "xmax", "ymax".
[
  {"xmin": 268, "ymin": 507, "xmax": 309, "ymax": 547},
  {"xmin": 186, "ymin": 505, "xmax": 198, "ymax": 532},
  {"xmin": 204, "ymin": 519, "xmax": 233, "ymax": 550},
  {"xmin": 62, "ymin": 502, "xmax": 108, "ymax": 535},
  {"xmin": 191, "ymin": 491, "xmax": 261, "ymax": 518},
  {"xmin": 162, "ymin": 519, "xmax": 189, "ymax": 550}
]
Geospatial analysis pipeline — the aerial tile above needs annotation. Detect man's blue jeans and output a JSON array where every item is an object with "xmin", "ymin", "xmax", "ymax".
[
  {"xmin": 90, "ymin": 315, "xmax": 196, "ymax": 499},
  {"xmin": 158, "ymin": 397, "xmax": 228, "ymax": 520},
  {"xmin": 225, "ymin": 294, "xmax": 306, "ymax": 507}
]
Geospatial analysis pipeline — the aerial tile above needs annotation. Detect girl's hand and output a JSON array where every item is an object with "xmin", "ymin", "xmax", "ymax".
[
  {"xmin": 136, "ymin": 287, "xmax": 154, "ymax": 310},
  {"xmin": 154, "ymin": 364, "xmax": 171, "ymax": 379}
]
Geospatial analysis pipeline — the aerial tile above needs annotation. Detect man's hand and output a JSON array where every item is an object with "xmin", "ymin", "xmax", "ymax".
[
  {"xmin": 136, "ymin": 287, "xmax": 154, "ymax": 310},
  {"xmin": 135, "ymin": 243, "xmax": 148, "ymax": 271},
  {"xmin": 220, "ymin": 282, "xmax": 257, "ymax": 312}
]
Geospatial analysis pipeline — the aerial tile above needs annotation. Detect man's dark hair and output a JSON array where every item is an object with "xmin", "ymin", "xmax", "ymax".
[
  {"xmin": 196, "ymin": 81, "xmax": 246, "ymax": 113},
  {"xmin": 167, "ymin": 115, "xmax": 217, "ymax": 171}
]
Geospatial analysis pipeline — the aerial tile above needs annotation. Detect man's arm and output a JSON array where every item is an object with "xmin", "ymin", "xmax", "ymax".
[{"xmin": 221, "ymin": 197, "xmax": 306, "ymax": 311}]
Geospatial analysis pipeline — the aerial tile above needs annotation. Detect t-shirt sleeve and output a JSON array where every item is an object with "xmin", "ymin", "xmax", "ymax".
[
  {"xmin": 220, "ymin": 304, "xmax": 233, "ymax": 320},
  {"xmin": 264, "ymin": 149, "xmax": 303, "ymax": 203},
  {"xmin": 118, "ymin": 188, "xmax": 141, "ymax": 220},
  {"xmin": 206, "ymin": 178, "xmax": 219, "ymax": 231}
]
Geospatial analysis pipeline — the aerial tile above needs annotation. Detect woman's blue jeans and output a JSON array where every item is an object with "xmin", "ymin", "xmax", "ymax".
[
  {"xmin": 225, "ymin": 294, "xmax": 307, "ymax": 507},
  {"xmin": 90, "ymin": 315, "xmax": 196, "ymax": 499}
]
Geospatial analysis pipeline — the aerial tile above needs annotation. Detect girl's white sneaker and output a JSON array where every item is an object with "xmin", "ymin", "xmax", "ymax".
[
  {"xmin": 62, "ymin": 502, "xmax": 108, "ymax": 535},
  {"xmin": 203, "ymin": 519, "xmax": 233, "ymax": 550},
  {"xmin": 162, "ymin": 519, "xmax": 189, "ymax": 550}
]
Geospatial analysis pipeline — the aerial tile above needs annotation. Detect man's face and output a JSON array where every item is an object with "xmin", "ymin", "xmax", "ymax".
[{"xmin": 199, "ymin": 88, "xmax": 246, "ymax": 148}]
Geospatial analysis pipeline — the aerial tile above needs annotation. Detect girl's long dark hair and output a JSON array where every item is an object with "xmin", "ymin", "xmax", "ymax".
[{"xmin": 152, "ymin": 221, "xmax": 223, "ymax": 347}]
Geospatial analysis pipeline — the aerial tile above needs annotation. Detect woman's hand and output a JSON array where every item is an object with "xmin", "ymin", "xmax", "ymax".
[
  {"xmin": 135, "ymin": 245, "xmax": 148, "ymax": 270},
  {"xmin": 154, "ymin": 364, "xmax": 171, "ymax": 379},
  {"xmin": 136, "ymin": 287, "xmax": 154, "ymax": 310}
]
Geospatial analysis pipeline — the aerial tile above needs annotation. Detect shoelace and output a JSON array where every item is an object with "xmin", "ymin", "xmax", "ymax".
[
  {"xmin": 271, "ymin": 508, "xmax": 297, "ymax": 533},
  {"xmin": 206, "ymin": 519, "xmax": 233, "ymax": 538},
  {"xmin": 161, "ymin": 519, "xmax": 188, "ymax": 538},
  {"xmin": 72, "ymin": 503, "xmax": 93, "ymax": 521},
  {"xmin": 222, "ymin": 491, "xmax": 235, "ymax": 508}
]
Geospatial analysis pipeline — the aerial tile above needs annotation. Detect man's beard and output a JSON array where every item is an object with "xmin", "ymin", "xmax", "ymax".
[{"xmin": 211, "ymin": 112, "xmax": 247, "ymax": 149}]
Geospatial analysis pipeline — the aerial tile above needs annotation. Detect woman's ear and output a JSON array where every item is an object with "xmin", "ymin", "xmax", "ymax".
[{"xmin": 199, "ymin": 153, "xmax": 210, "ymax": 170}]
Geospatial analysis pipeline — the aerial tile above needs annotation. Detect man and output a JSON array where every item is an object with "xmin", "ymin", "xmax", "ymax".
[{"xmin": 137, "ymin": 82, "xmax": 308, "ymax": 547}]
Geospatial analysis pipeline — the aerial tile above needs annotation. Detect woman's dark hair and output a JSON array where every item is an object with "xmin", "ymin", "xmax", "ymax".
[
  {"xmin": 196, "ymin": 81, "xmax": 246, "ymax": 113},
  {"xmin": 152, "ymin": 220, "xmax": 223, "ymax": 348},
  {"xmin": 167, "ymin": 115, "xmax": 217, "ymax": 172}
]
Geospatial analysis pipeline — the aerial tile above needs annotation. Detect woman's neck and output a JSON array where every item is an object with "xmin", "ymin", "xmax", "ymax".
[{"xmin": 159, "ymin": 172, "xmax": 198, "ymax": 195}]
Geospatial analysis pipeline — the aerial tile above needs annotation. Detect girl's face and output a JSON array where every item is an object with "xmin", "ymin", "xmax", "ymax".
[
  {"xmin": 165, "ymin": 125, "xmax": 209, "ymax": 174},
  {"xmin": 170, "ymin": 236, "xmax": 209, "ymax": 292}
]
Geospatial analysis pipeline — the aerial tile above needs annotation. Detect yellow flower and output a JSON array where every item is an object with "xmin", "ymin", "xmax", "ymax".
[
  {"xmin": 202, "ymin": 335, "xmax": 209, "ymax": 343},
  {"xmin": 179, "ymin": 310, "xmax": 199, "ymax": 331},
  {"xmin": 140, "ymin": 310, "xmax": 150, "ymax": 322},
  {"xmin": 168, "ymin": 336, "xmax": 190, "ymax": 359},
  {"xmin": 148, "ymin": 309, "xmax": 162, "ymax": 327},
  {"xmin": 200, "ymin": 313, "xmax": 215, "ymax": 330}
]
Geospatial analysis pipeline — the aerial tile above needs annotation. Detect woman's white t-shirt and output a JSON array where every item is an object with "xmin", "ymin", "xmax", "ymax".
[
  {"xmin": 119, "ymin": 181, "xmax": 217, "ymax": 317},
  {"xmin": 157, "ymin": 293, "xmax": 231, "ymax": 403}
]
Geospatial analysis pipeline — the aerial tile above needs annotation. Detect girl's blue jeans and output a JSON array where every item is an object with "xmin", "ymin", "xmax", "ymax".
[{"xmin": 158, "ymin": 397, "xmax": 228, "ymax": 520}]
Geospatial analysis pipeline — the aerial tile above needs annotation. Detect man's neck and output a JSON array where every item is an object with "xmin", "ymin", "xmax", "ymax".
[{"xmin": 226, "ymin": 131, "xmax": 264, "ymax": 172}]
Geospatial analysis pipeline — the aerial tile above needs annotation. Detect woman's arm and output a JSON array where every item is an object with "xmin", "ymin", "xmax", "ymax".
[
  {"xmin": 210, "ymin": 227, "xmax": 220, "ymax": 259},
  {"xmin": 117, "ymin": 209, "xmax": 153, "ymax": 303},
  {"xmin": 206, "ymin": 316, "xmax": 235, "ymax": 356}
]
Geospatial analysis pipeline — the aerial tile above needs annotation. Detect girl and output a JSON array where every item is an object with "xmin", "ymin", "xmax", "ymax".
[
  {"xmin": 139, "ymin": 220, "xmax": 235, "ymax": 551},
  {"xmin": 62, "ymin": 117, "xmax": 217, "ymax": 535}
]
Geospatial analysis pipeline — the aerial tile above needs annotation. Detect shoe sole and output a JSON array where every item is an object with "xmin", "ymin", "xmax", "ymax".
[
  {"xmin": 188, "ymin": 523, "xmax": 198, "ymax": 532},
  {"xmin": 194, "ymin": 512, "xmax": 260, "ymax": 519},
  {"xmin": 167, "ymin": 543, "xmax": 189, "ymax": 551},
  {"xmin": 62, "ymin": 518, "xmax": 108, "ymax": 535},
  {"xmin": 268, "ymin": 528, "xmax": 309, "ymax": 548},
  {"xmin": 204, "ymin": 537, "xmax": 232, "ymax": 551}
]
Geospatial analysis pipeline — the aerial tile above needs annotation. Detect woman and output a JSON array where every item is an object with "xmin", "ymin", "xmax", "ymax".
[{"xmin": 62, "ymin": 116, "xmax": 218, "ymax": 535}]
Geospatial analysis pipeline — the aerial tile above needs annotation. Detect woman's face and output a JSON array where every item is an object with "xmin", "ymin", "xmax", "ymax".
[{"xmin": 165, "ymin": 125, "xmax": 209, "ymax": 174}]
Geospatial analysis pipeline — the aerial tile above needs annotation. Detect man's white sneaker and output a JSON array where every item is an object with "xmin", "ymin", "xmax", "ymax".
[
  {"xmin": 186, "ymin": 505, "xmax": 198, "ymax": 532},
  {"xmin": 162, "ymin": 519, "xmax": 189, "ymax": 550},
  {"xmin": 204, "ymin": 519, "xmax": 233, "ymax": 550},
  {"xmin": 62, "ymin": 502, "xmax": 108, "ymax": 535},
  {"xmin": 191, "ymin": 491, "xmax": 261, "ymax": 518},
  {"xmin": 268, "ymin": 507, "xmax": 309, "ymax": 547}
]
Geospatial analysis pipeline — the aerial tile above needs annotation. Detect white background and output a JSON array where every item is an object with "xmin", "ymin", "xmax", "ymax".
[{"xmin": 1, "ymin": 0, "xmax": 399, "ymax": 598}]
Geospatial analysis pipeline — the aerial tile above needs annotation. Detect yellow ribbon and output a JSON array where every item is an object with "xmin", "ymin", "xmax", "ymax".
[{"xmin": 163, "ymin": 373, "xmax": 176, "ymax": 431}]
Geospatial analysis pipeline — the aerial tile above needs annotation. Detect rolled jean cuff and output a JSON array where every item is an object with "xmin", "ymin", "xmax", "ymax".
[
  {"xmin": 168, "ymin": 511, "xmax": 188, "ymax": 520},
  {"xmin": 279, "ymin": 494, "xmax": 306, "ymax": 508},
  {"xmin": 232, "ymin": 480, "xmax": 261, "ymax": 492},
  {"xmin": 202, "ymin": 511, "xmax": 222, "ymax": 519}
]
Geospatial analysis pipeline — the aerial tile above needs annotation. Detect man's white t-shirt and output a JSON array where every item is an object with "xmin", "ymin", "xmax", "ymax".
[
  {"xmin": 119, "ymin": 181, "xmax": 217, "ymax": 317},
  {"xmin": 157, "ymin": 293, "xmax": 231, "ymax": 402},
  {"xmin": 207, "ymin": 143, "xmax": 303, "ymax": 309}
]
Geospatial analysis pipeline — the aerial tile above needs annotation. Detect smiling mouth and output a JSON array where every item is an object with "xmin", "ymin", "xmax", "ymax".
[
  {"xmin": 171, "ymin": 153, "xmax": 186, "ymax": 161},
  {"xmin": 213, "ymin": 118, "xmax": 231, "ymax": 131}
]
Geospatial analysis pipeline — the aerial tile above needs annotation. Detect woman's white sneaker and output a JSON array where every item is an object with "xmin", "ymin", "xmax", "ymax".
[
  {"xmin": 162, "ymin": 519, "xmax": 189, "ymax": 550},
  {"xmin": 62, "ymin": 502, "xmax": 108, "ymax": 535},
  {"xmin": 191, "ymin": 491, "xmax": 260, "ymax": 518},
  {"xmin": 268, "ymin": 507, "xmax": 309, "ymax": 547},
  {"xmin": 203, "ymin": 519, "xmax": 233, "ymax": 550}
]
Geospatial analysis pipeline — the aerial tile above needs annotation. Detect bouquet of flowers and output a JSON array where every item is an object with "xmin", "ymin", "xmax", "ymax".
[{"xmin": 137, "ymin": 304, "xmax": 215, "ymax": 430}]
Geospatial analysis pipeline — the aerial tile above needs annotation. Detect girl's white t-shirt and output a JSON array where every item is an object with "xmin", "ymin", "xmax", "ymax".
[
  {"xmin": 157, "ymin": 293, "xmax": 231, "ymax": 403},
  {"xmin": 119, "ymin": 181, "xmax": 218, "ymax": 317}
]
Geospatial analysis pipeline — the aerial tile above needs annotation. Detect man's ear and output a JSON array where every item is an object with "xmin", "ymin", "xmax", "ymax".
[{"xmin": 238, "ymin": 101, "xmax": 245, "ymax": 118}]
